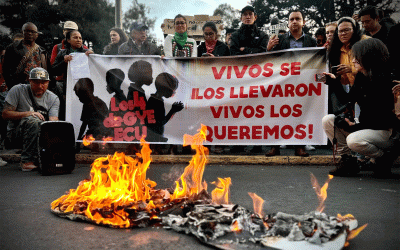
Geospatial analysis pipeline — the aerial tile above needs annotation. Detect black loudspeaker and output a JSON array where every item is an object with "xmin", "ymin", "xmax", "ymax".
[{"xmin": 38, "ymin": 121, "xmax": 76, "ymax": 175}]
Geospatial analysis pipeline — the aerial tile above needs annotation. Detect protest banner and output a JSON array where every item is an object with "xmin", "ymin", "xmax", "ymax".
[{"xmin": 67, "ymin": 47, "xmax": 328, "ymax": 145}]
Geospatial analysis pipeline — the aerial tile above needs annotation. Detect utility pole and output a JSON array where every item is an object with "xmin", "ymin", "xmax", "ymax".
[{"xmin": 115, "ymin": 0, "xmax": 122, "ymax": 28}]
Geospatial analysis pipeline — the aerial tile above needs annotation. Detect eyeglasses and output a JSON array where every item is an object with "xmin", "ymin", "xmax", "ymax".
[
  {"xmin": 175, "ymin": 22, "xmax": 186, "ymax": 26},
  {"xmin": 204, "ymin": 32, "xmax": 215, "ymax": 37},
  {"xmin": 338, "ymin": 28, "xmax": 353, "ymax": 35}
]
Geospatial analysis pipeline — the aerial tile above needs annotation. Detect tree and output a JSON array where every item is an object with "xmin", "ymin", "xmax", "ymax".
[
  {"xmin": 122, "ymin": 2, "xmax": 156, "ymax": 42},
  {"xmin": 250, "ymin": 0, "xmax": 399, "ymax": 35},
  {"xmin": 213, "ymin": 3, "xmax": 241, "ymax": 30}
]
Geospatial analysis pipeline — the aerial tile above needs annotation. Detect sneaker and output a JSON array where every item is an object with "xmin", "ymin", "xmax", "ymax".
[
  {"xmin": 329, "ymin": 155, "xmax": 359, "ymax": 177},
  {"xmin": 305, "ymin": 145, "xmax": 316, "ymax": 151},
  {"xmin": 20, "ymin": 162, "xmax": 38, "ymax": 172},
  {"xmin": 372, "ymin": 150, "xmax": 398, "ymax": 178},
  {"xmin": 0, "ymin": 158, "xmax": 7, "ymax": 167}
]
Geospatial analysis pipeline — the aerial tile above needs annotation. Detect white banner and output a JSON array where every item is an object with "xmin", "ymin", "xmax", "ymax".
[{"xmin": 67, "ymin": 48, "xmax": 328, "ymax": 145}]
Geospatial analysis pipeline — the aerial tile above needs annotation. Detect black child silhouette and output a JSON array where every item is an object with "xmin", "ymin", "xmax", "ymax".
[
  {"xmin": 74, "ymin": 78, "xmax": 110, "ymax": 140},
  {"xmin": 146, "ymin": 72, "xmax": 183, "ymax": 142}
]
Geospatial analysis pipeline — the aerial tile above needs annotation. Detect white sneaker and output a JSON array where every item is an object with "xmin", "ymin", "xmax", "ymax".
[
  {"xmin": 0, "ymin": 158, "xmax": 7, "ymax": 167},
  {"xmin": 305, "ymin": 145, "xmax": 316, "ymax": 151}
]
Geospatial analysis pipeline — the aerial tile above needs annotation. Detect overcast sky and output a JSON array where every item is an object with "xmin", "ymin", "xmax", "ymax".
[{"xmin": 121, "ymin": 0, "xmax": 250, "ymax": 42}]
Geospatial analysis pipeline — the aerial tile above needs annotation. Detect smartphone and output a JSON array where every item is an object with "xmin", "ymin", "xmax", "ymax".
[
  {"xmin": 202, "ymin": 53, "xmax": 210, "ymax": 57},
  {"xmin": 314, "ymin": 73, "xmax": 326, "ymax": 82},
  {"xmin": 331, "ymin": 65, "xmax": 339, "ymax": 75}
]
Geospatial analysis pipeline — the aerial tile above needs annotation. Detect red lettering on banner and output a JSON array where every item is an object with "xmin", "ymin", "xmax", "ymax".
[
  {"xmin": 280, "ymin": 62, "xmax": 301, "ymax": 76},
  {"xmin": 114, "ymin": 128, "xmax": 124, "ymax": 141},
  {"xmin": 239, "ymin": 87, "xmax": 248, "ymax": 98},
  {"xmin": 264, "ymin": 125, "xmax": 280, "ymax": 139},
  {"xmin": 206, "ymin": 124, "xmax": 313, "ymax": 142},
  {"xmin": 227, "ymin": 66, "xmax": 232, "ymax": 79},
  {"xmin": 270, "ymin": 104, "xmax": 303, "ymax": 118},
  {"xmin": 230, "ymin": 87, "xmax": 238, "ymax": 98},
  {"xmin": 280, "ymin": 63, "xmax": 290, "ymax": 76},
  {"xmin": 230, "ymin": 106, "xmax": 242, "ymax": 118},
  {"xmin": 212, "ymin": 66, "xmax": 226, "ymax": 80},
  {"xmin": 291, "ymin": 62, "xmax": 301, "ymax": 75},
  {"xmin": 294, "ymin": 124, "xmax": 307, "ymax": 139},
  {"xmin": 191, "ymin": 88, "xmax": 202, "ymax": 99},
  {"xmin": 234, "ymin": 65, "xmax": 248, "ymax": 78},
  {"xmin": 240, "ymin": 126, "xmax": 251, "ymax": 139},
  {"xmin": 271, "ymin": 85, "xmax": 283, "ymax": 97},
  {"xmin": 252, "ymin": 126, "xmax": 262, "ymax": 139},
  {"xmin": 260, "ymin": 85, "xmax": 273, "ymax": 97},
  {"xmin": 262, "ymin": 63, "xmax": 274, "ymax": 77},
  {"xmin": 228, "ymin": 126, "xmax": 238, "ymax": 139},
  {"xmin": 210, "ymin": 106, "xmax": 223, "ymax": 118},
  {"xmin": 285, "ymin": 84, "xmax": 295, "ymax": 97},
  {"xmin": 249, "ymin": 86, "xmax": 258, "ymax": 98},
  {"xmin": 249, "ymin": 64, "xmax": 262, "ymax": 78}
]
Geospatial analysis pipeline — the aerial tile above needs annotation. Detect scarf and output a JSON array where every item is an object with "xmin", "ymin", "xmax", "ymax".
[
  {"xmin": 174, "ymin": 32, "xmax": 188, "ymax": 48},
  {"xmin": 205, "ymin": 40, "xmax": 217, "ymax": 54}
]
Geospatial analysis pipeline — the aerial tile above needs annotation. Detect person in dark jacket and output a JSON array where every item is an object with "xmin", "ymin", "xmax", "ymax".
[
  {"xmin": 103, "ymin": 27, "xmax": 128, "ymax": 55},
  {"xmin": 267, "ymin": 10, "xmax": 317, "ymax": 51},
  {"xmin": 118, "ymin": 22, "xmax": 161, "ymax": 55},
  {"xmin": 52, "ymin": 30, "xmax": 93, "ymax": 86},
  {"xmin": 230, "ymin": 6, "xmax": 268, "ymax": 55},
  {"xmin": 3, "ymin": 22, "xmax": 51, "ymax": 89},
  {"xmin": 322, "ymin": 38, "xmax": 399, "ymax": 177},
  {"xmin": 198, "ymin": 22, "xmax": 230, "ymax": 57},
  {"xmin": 265, "ymin": 10, "xmax": 317, "ymax": 157},
  {"xmin": 52, "ymin": 30, "xmax": 93, "ymax": 120}
]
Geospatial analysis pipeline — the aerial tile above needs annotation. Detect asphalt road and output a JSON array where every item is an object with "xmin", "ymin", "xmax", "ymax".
[{"xmin": 0, "ymin": 163, "xmax": 399, "ymax": 250}]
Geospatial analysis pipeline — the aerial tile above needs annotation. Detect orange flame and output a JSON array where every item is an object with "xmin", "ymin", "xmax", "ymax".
[
  {"xmin": 310, "ymin": 174, "xmax": 333, "ymax": 212},
  {"xmin": 248, "ymin": 192, "xmax": 264, "ymax": 218},
  {"xmin": 337, "ymin": 213, "xmax": 355, "ymax": 222},
  {"xmin": 231, "ymin": 220, "xmax": 242, "ymax": 232},
  {"xmin": 211, "ymin": 177, "xmax": 231, "ymax": 204},
  {"xmin": 83, "ymin": 134, "xmax": 95, "ymax": 146},
  {"xmin": 344, "ymin": 223, "xmax": 368, "ymax": 247},
  {"xmin": 51, "ymin": 138, "xmax": 153, "ymax": 228},
  {"xmin": 171, "ymin": 125, "xmax": 209, "ymax": 200},
  {"xmin": 102, "ymin": 137, "xmax": 113, "ymax": 145}
]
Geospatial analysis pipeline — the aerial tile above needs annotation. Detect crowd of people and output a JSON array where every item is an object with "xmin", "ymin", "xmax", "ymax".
[{"xmin": 0, "ymin": 5, "xmax": 399, "ymax": 177}]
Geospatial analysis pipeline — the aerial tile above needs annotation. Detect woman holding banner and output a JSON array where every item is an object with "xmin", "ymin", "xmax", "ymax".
[
  {"xmin": 52, "ymin": 30, "xmax": 93, "ymax": 120},
  {"xmin": 197, "ymin": 22, "xmax": 230, "ymax": 57},
  {"xmin": 163, "ymin": 14, "xmax": 197, "ymax": 58}
]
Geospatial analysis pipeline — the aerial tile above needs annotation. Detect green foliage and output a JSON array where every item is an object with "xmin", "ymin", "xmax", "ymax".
[
  {"xmin": 122, "ymin": 2, "xmax": 156, "ymax": 43},
  {"xmin": 213, "ymin": 3, "xmax": 241, "ymax": 30},
  {"xmin": 0, "ymin": 0, "xmax": 157, "ymax": 53},
  {"xmin": 249, "ymin": 0, "xmax": 399, "ymax": 35}
]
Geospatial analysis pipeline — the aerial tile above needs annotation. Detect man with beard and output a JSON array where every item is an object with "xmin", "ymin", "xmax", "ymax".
[
  {"xmin": 230, "ymin": 6, "xmax": 268, "ymax": 55},
  {"xmin": 266, "ymin": 10, "xmax": 317, "ymax": 157}
]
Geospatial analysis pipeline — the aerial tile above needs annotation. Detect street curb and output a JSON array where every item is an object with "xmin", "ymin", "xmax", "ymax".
[{"xmin": 2, "ymin": 153, "xmax": 399, "ymax": 166}]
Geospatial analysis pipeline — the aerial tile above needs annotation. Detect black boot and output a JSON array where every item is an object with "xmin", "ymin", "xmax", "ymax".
[
  {"xmin": 329, "ymin": 154, "xmax": 359, "ymax": 177},
  {"xmin": 373, "ymin": 150, "xmax": 398, "ymax": 178}
]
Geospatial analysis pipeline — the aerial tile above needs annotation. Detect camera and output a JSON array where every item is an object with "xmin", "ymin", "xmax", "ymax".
[{"xmin": 334, "ymin": 102, "xmax": 355, "ymax": 131}]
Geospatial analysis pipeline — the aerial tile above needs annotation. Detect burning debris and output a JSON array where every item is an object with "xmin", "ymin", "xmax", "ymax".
[{"xmin": 51, "ymin": 125, "xmax": 366, "ymax": 249}]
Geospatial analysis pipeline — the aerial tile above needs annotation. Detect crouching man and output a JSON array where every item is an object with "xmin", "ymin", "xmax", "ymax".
[{"xmin": 2, "ymin": 68, "xmax": 59, "ymax": 171}]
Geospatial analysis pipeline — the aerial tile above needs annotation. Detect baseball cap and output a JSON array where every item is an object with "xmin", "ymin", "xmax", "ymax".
[
  {"xmin": 29, "ymin": 67, "xmax": 50, "ymax": 81},
  {"xmin": 130, "ymin": 22, "xmax": 148, "ymax": 32},
  {"xmin": 241, "ymin": 6, "xmax": 256, "ymax": 15},
  {"xmin": 64, "ymin": 21, "xmax": 79, "ymax": 30}
]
